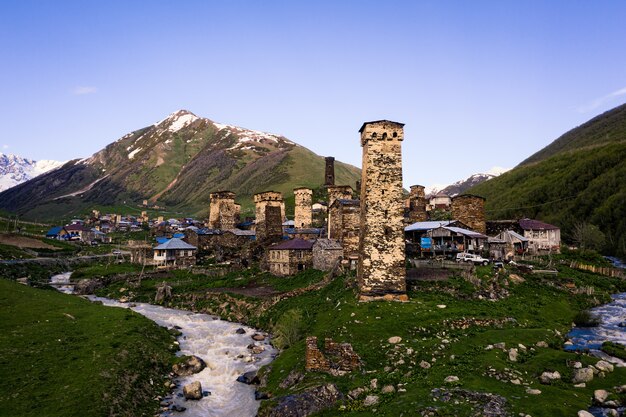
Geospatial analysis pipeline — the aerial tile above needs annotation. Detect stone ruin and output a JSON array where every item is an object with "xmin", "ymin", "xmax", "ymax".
[
  {"xmin": 357, "ymin": 120, "xmax": 407, "ymax": 300},
  {"xmin": 325, "ymin": 156, "xmax": 335, "ymax": 186},
  {"xmin": 294, "ymin": 187, "xmax": 313, "ymax": 229},
  {"xmin": 408, "ymin": 184, "xmax": 428, "ymax": 223},
  {"xmin": 208, "ymin": 191, "xmax": 238, "ymax": 230},
  {"xmin": 451, "ymin": 194, "xmax": 486, "ymax": 234},
  {"xmin": 305, "ymin": 336, "xmax": 360, "ymax": 373},
  {"xmin": 254, "ymin": 191, "xmax": 284, "ymax": 242},
  {"xmin": 326, "ymin": 185, "xmax": 353, "ymax": 208}
]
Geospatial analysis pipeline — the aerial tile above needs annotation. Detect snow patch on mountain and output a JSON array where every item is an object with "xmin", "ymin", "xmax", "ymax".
[
  {"xmin": 426, "ymin": 167, "xmax": 510, "ymax": 197},
  {"xmin": 155, "ymin": 110, "xmax": 200, "ymax": 134},
  {"xmin": 0, "ymin": 153, "xmax": 65, "ymax": 192},
  {"xmin": 128, "ymin": 147, "xmax": 142, "ymax": 159},
  {"xmin": 214, "ymin": 121, "xmax": 294, "ymax": 151}
]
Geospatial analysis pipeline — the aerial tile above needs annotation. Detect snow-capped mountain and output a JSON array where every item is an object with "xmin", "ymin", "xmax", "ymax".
[
  {"xmin": 426, "ymin": 167, "xmax": 509, "ymax": 197},
  {"xmin": 0, "ymin": 153, "xmax": 65, "ymax": 192}
]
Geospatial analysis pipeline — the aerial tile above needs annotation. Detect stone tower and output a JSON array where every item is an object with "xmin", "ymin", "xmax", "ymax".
[
  {"xmin": 294, "ymin": 188, "xmax": 313, "ymax": 229},
  {"xmin": 325, "ymin": 157, "xmax": 335, "ymax": 186},
  {"xmin": 327, "ymin": 185, "xmax": 353, "ymax": 208},
  {"xmin": 208, "ymin": 191, "xmax": 237, "ymax": 230},
  {"xmin": 254, "ymin": 191, "xmax": 284, "ymax": 241},
  {"xmin": 451, "ymin": 194, "xmax": 486, "ymax": 234},
  {"xmin": 408, "ymin": 185, "xmax": 428, "ymax": 223},
  {"xmin": 357, "ymin": 120, "xmax": 407, "ymax": 299}
]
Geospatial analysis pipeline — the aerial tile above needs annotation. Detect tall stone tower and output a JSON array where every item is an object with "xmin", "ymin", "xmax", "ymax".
[
  {"xmin": 408, "ymin": 185, "xmax": 428, "ymax": 223},
  {"xmin": 208, "ymin": 191, "xmax": 237, "ymax": 230},
  {"xmin": 327, "ymin": 185, "xmax": 353, "ymax": 208},
  {"xmin": 357, "ymin": 120, "xmax": 407, "ymax": 299},
  {"xmin": 294, "ymin": 188, "xmax": 313, "ymax": 228},
  {"xmin": 325, "ymin": 157, "xmax": 335, "ymax": 186},
  {"xmin": 254, "ymin": 191, "xmax": 284, "ymax": 241},
  {"xmin": 451, "ymin": 194, "xmax": 486, "ymax": 234}
]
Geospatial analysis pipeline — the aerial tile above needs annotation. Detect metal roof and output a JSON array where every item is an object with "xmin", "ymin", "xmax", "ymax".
[
  {"xmin": 502, "ymin": 230, "xmax": 529, "ymax": 242},
  {"xmin": 285, "ymin": 228, "xmax": 322, "ymax": 234},
  {"xmin": 270, "ymin": 238, "xmax": 314, "ymax": 251},
  {"xmin": 444, "ymin": 226, "xmax": 487, "ymax": 239},
  {"xmin": 519, "ymin": 218, "xmax": 559, "ymax": 231},
  {"xmin": 405, "ymin": 221, "xmax": 455, "ymax": 232},
  {"xmin": 153, "ymin": 238, "xmax": 197, "ymax": 250},
  {"xmin": 224, "ymin": 229, "xmax": 256, "ymax": 236}
]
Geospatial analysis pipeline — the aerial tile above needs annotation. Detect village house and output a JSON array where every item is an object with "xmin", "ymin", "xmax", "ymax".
[
  {"xmin": 267, "ymin": 238, "xmax": 314, "ymax": 277},
  {"xmin": 428, "ymin": 192, "xmax": 452, "ymax": 211},
  {"xmin": 153, "ymin": 238, "xmax": 197, "ymax": 268},
  {"xmin": 45, "ymin": 226, "xmax": 70, "ymax": 240},
  {"xmin": 487, "ymin": 218, "xmax": 561, "ymax": 255},
  {"xmin": 495, "ymin": 229, "xmax": 529, "ymax": 259},
  {"xmin": 64, "ymin": 223, "xmax": 96, "ymax": 242},
  {"xmin": 405, "ymin": 220, "xmax": 488, "ymax": 257},
  {"xmin": 312, "ymin": 239, "xmax": 343, "ymax": 271}
]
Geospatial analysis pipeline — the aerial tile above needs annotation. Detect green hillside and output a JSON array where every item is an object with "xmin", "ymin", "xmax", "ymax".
[
  {"xmin": 520, "ymin": 103, "xmax": 626, "ymax": 165},
  {"xmin": 470, "ymin": 104, "xmax": 626, "ymax": 258}
]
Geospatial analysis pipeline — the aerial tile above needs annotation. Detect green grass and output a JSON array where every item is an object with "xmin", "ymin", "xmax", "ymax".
[
  {"xmin": 0, "ymin": 279, "xmax": 177, "ymax": 417},
  {"xmin": 0, "ymin": 243, "xmax": 34, "ymax": 259},
  {"xmin": 601, "ymin": 341, "xmax": 626, "ymax": 360}
]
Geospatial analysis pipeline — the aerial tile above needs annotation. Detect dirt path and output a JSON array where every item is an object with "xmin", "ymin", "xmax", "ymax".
[{"xmin": 0, "ymin": 234, "xmax": 58, "ymax": 250}]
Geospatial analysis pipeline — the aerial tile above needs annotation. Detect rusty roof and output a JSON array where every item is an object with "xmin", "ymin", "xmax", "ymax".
[
  {"xmin": 519, "ymin": 218, "xmax": 560, "ymax": 231},
  {"xmin": 269, "ymin": 238, "xmax": 314, "ymax": 251}
]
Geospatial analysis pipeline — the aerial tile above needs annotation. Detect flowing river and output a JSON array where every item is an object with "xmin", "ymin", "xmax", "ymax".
[{"xmin": 50, "ymin": 273, "xmax": 277, "ymax": 417}]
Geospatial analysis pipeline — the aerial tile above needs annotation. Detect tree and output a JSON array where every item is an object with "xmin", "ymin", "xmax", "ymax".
[{"xmin": 572, "ymin": 222, "xmax": 606, "ymax": 251}]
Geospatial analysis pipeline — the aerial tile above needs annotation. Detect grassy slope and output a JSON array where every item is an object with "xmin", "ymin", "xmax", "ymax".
[
  {"xmin": 0, "ymin": 279, "xmax": 176, "ymax": 417},
  {"xmin": 89, "ymin": 256, "xmax": 626, "ymax": 416},
  {"xmin": 521, "ymin": 103, "xmax": 626, "ymax": 165},
  {"xmin": 470, "ymin": 142, "xmax": 626, "ymax": 256}
]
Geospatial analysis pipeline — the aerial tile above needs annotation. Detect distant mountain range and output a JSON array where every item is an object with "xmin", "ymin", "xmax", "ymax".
[
  {"xmin": 0, "ymin": 110, "xmax": 360, "ymax": 220},
  {"xmin": 469, "ymin": 102, "xmax": 626, "ymax": 258},
  {"xmin": 0, "ymin": 153, "xmax": 64, "ymax": 192},
  {"xmin": 425, "ymin": 168, "xmax": 509, "ymax": 197}
]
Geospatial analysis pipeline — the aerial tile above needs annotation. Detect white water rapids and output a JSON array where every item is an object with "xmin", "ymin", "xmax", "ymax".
[{"xmin": 50, "ymin": 273, "xmax": 277, "ymax": 417}]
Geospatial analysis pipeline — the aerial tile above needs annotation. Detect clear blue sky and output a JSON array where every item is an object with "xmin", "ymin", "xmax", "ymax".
[{"xmin": 1, "ymin": 1, "xmax": 625, "ymax": 188}]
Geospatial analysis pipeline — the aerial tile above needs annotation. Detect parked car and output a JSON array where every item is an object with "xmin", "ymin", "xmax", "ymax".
[
  {"xmin": 112, "ymin": 249, "xmax": 122, "ymax": 255},
  {"xmin": 456, "ymin": 252, "xmax": 490, "ymax": 266}
]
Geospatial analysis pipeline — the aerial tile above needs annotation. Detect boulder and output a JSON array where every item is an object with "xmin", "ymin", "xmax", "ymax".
[
  {"xmin": 252, "ymin": 333, "xmax": 266, "ymax": 341},
  {"xmin": 539, "ymin": 371, "xmax": 561, "ymax": 384},
  {"xmin": 363, "ymin": 395, "xmax": 380, "ymax": 407},
  {"xmin": 263, "ymin": 384, "xmax": 343, "ymax": 416},
  {"xmin": 381, "ymin": 385, "xmax": 395, "ymax": 394},
  {"xmin": 444, "ymin": 376, "xmax": 459, "ymax": 383},
  {"xmin": 572, "ymin": 367, "xmax": 594, "ymax": 384},
  {"xmin": 593, "ymin": 389, "xmax": 609, "ymax": 404},
  {"xmin": 183, "ymin": 381, "xmax": 202, "ymax": 400},
  {"xmin": 388, "ymin": 336, "xmax": 402, "ymax": 344},
  {"xmin": 235, "ymin": 328, "xmax": 246, "ymax": 334},
  {"xmin": 419, "ymin": 360, "xmax": 431, "ymax": 369},
  {"xmin": 237, "ymin": 370, "xmax": 260, "ymax": 385},
  {"xmin": 172, "ymin": 355, "xmax": 206, "ymax": 377},
  {"xmin": 577, "ymin": 411, "xmax": 594, "ymax": 417},
  {"xmin": 535, "ymin": 341, "xmax": 549, "ymax": 348},
  {"xmin": 508, "ymin": 348, "xmax": 518, "ymax": 362},
  {"xmin": 526, "ymin": 388, "xmax": 541, "ymax": 395},
  {"xmin": 493, "ymin": 342, "xmax": 506, "ymax": 350},
  {"xmin": 595, "ymin": 360, "xmax": 614, "ymax": 373}
]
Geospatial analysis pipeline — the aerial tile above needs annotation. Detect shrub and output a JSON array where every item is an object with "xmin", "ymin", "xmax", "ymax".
[
  {"xmin": 573, "ymin": 309, "xmax": 600, "ymax": 327},
  {"xmin": 272, "ymin": 309, "xmax": 304, "ymax": 350}
]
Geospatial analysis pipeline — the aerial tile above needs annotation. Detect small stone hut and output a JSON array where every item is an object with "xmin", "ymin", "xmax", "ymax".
[{"xmin": 267, "ymin": 238, "xmax": 314, "ymax": 276}]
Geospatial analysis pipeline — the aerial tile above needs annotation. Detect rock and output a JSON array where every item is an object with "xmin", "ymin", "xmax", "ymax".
[
  {"xmin": 509, "ymin": 274, "xmax": 525, "ymax": 283},
  {"xmin": 535, "ymin": 341, "xmax": 549, "ymax": 348},
  {"xmin": 485, "ymin": 344, "xmax": 494, "ymax": 350},
  {"xmin": 590, "ymin": 365, "xmax": 600, "ymax": 375},
  {"xmin": 172, "ymin": 355, "xmax": 206, "ymax": 377},
  {"xmin": 494, "ymin": 342, "xmax": 506, "ymax": 350},
  {"xmin": 251, "ymin": 345, "xmax": 265, "ymax": 354},
  {"xmin": 564, "ymin": 340, "xmax": 573, "ymax": 346},
  {"xmin": 574, "ymin": 383, "xmax": 586, "ymax": 388},
  {"xmin": 381, "ymin": 385, "xmax": 395, "ymax": 394},
  {"xmin": 347, "ymin": 387, "xmax": 368, "ymax": 400},
  {"xmin": 607, "ymin": 409, "xmax": 619, "ymax": 417},
  {"xmin": 419, "ymin": 360, "xmax": 431, "ymax": 369},
  {"xmin": 577, "ymin": 411, "xmax": 594, "ymax": 417},
  {"xmin": 279, "ymin": 370, "xmax": 304, "ymax": 389},
  {"xmin": 508, "ymin": 348, "xmax": 518, "ymax": 362},
  {"xmin": 171, "ymin": 404, "xmax": 186, "ymax": 412},
  {"xmin": 510, "ymin": 378, "xmax": 521, "ymax": 385},
  {"xmin": 370, "ymin": 379, "xmax": 378, "ymax": 390},
  {"xmin": 444, "ymin": 376, "xmax": 459, "ymax": 383},
  {"xmin": 235, "ymin": 328, "xmax": 246, "ymax": 334},
  {"xmin": 183, "ymin": 381, "xmax": 202, "ymax": 400},
  {"xmin": 572, "ymin": 367, "xmax": 594, "ymax": 384},
  {"xmin": 264, "ymin": 384, "xmax": 343, "ymax": 416},
  {"xmin": 595, "ymin": 360, "xmax": 614, "ymax": 373},
  {"xmin": 363, "ymin": 395, "xmax": 380, "ymax": 407},
  {"xmin": 618, "ymin": 321, "xmax": 626, "ymax": 327},
  {"xmin": 526, "ymin": 388, "xmax": 541, "ymax": 395},
  {"xmin": 518, "ymin": 344, "xmax": 527, "ymax": 350},
  {"xmin": 539, "ymin": 371, "xmax": 561, "ymax": 384},
  {"xmin": 572, "ymin": 361, "xmax": 583, "ymax": 369},
  {"xmin": 236, "ymin": 371, "xmax": 260, "ymax": 385},
  {"xmin": 437, "ymin": 304, "xmax": 447, "ymax": 309},
  {"xmin": 255, "ymin": 391, "xmax": 270, "ymax": 400},
  {"xmin": 594, "ymin": 389, "xmax": 609, "ymax": 404},
  {"xmin": 252, "ymin": 333, "xmax": 266, "ymax": 341},
  {"xmin": 388, "ymin": 336, "xmax": 402, "ymax": 344}
]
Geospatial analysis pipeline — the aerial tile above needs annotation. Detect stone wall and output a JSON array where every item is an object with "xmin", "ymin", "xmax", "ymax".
[
  {"xmin": 328, "ymin": 199, "xmax": 360, "ymax": 257},
  {"xmin": 357, "ymin": 120, "xmax": 407, "ymax": 297},
  {"xmin": 408, "ymin": 185, "xmax": 428, "ymax": 223},
  {"xmin": 208, "ymin": 191, "xmax": 237, "ymax": 230},
  {"xmin": 325, "ymin": 156, "xmax": 335, "ymax": 186},
  {"xmin": 327, "ymin": 185, "xmax": 353, "ymax": 208},
  {"xmin": 312, "ymin": 240, "xmax": 343, "ymax": 271},
  {"xmin": 294, "ymin": 188, "xmax": 313, "ymax": 229},
  {"xmin": 451, "ymin": 195, "xmax": 486, "ymax": 234},
  {"xmin": 305, "ymin": 336, "xmax": 360, "ymax": 372}
]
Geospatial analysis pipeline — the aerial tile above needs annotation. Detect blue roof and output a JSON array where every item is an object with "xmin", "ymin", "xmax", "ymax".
[
  {"xmin": 156, "ymin": 237, "xmax": 170, "ymax": 244},
  {"xmin": 46, "ymin": 226, "xmax": 63, "ymax": 236},
  {"xmin": 153, "ymin": 238, "xmax": 197, "ymax": 250},
  {"xmin": 173, "ymin": 233, "xmax": 185, "ymax": 238}
]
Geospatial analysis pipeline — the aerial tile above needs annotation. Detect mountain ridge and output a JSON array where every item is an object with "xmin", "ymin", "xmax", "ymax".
[{"xmin": 0, "ymin": 153, "xmax": 64, "ymax": 192}]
